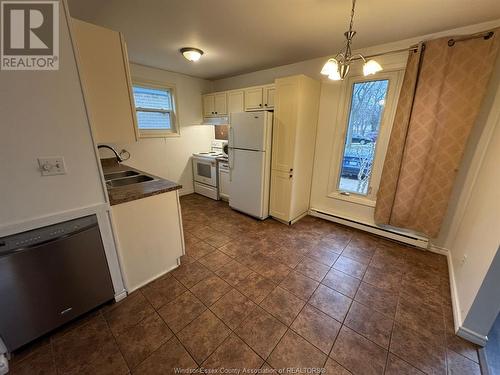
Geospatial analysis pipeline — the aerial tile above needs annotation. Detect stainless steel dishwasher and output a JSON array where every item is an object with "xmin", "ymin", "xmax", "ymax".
[{"xmin": 0, "ymin": 215, "xmax": 114, "ymax": 351}]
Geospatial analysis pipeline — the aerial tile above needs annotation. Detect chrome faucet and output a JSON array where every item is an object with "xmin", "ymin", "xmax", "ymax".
[{"xmin": 97, "ymin": 145, "xmax": 123, "ymax": 163}]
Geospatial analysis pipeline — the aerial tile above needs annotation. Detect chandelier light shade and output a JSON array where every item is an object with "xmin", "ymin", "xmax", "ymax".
[
  {"xmin": 180, "ymin": 47, "xmax": 204, "ymax": 62},
  {"xmin": 320, "ymin": 0, "xmax": 382, "ymax": 80}
]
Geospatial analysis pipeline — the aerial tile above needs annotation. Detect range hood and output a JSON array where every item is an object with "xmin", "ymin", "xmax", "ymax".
[{"xmin": 202, "ymin": 115, "xmax": 230, "ymax": 126}]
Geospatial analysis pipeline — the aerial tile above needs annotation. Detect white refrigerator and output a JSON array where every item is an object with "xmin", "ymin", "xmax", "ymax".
[{"xmin": 228, "ymin": 111, "xmax": 273, "ymax": 219}]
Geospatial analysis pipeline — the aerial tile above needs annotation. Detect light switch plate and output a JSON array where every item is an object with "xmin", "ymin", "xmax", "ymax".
[{"xmin": 38, "ymin": 157, "xmax": 66, "ymax": 176}]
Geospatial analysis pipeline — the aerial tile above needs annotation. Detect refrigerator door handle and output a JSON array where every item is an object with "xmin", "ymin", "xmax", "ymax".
[{"xmin": 228, "ymin": 126, "xmax": 234, "ymax": 148}]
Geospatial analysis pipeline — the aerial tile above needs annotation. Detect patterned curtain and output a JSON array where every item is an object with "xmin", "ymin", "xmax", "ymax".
[{"xmin": 374, "ymin": 30, "xmax": 499, "ymax": 238}]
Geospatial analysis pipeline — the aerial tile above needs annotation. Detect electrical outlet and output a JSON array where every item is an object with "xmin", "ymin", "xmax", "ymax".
[{"xmin": 38, "ymin": 157, "xmax": 66, "ymax": 176}]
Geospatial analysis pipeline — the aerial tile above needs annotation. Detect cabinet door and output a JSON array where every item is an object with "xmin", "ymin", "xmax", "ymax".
[
  {"xmin": 244, "ymin": 87, "xmax": 263, "ymax": 111},
  {"xmin": 272, "ymin": 79, "xmax": 298, "ymax": 172},
  {"xmin": 227, "ymin": 90, "xmax": 244, "ymax": 113},
  {"xmin": 263, "ymin": 86, "xmax": 275, "ymax": 109},
  {"xmin": 218, "ymin": 169, "xmax": 230, "ymax": 200},
  {"xmin": 73, "ymin": 19, "xmax": 138, "ymax": 144},
  {"xmin": 214, "ymin": 92, "xmax": 227, "ymax": 115},
  {"xmin": 203, "ymin": 94, "xmax": 215, "ymax": 117},
  {"xmin": 270, "ymin": 170, "xmax": 292, "ymax": 222}
]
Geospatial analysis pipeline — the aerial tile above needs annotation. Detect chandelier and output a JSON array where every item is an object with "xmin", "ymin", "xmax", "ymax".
[{"xmin": 321, "ymin": 0, "xmax": 382, "ymax": 80}]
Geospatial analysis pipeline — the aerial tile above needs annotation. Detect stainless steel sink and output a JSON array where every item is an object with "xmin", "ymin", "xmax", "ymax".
[
  {"xmin": 104, "ymin": 170, "xmax": 139, "ymax": 181},
  {"xmin": 106, "ymin": 175, "xmax": 154, "ymax": 188}
]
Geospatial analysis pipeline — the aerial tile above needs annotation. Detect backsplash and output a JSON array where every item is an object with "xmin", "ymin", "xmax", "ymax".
[{"xmin": 214, "ymin": 125, "xmax": 229, "ymax": 140}]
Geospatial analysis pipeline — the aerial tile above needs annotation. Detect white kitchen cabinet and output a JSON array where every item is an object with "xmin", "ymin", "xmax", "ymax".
[
  {"xmin": 244, "ymin": 87, "xmax": 264, "ymax": 111},
  {"xmin": 218, "ymin": 163, "xmax": 230, "ymax": 201},
  {"xmin": 203, "ymin": 92, "xmax": 227, "ymax": 117},
  {"xmin": 72, "ymin": 19, "xmax": 138, "ymax": 144},
  {"xmin": 203, "ymin": 94, "xmax": 215, "ymax": 117},
  {"xmin": 270, "ymin": 75, "xmax": 320, "ymax": 224},
  {"xmin": 263, "ymin": 85, "xmax": 276, "ymax": 109},
  {"xmin": 111, "ymin": 191, "xmax": 184, "ymax": 292},
  {"xmin": 228, "ymin": 90, "xmax": 245, "ymax": 114}
]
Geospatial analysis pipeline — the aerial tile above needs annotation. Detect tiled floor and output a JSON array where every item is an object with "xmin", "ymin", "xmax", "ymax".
[{"xmin": 10, "ymin": 194, "xmax": 482, "ymax": 375}]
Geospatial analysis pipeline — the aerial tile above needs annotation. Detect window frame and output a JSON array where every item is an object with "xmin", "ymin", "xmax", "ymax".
[
  {"xmin": 327, "ymin": 70, "xmax": 403, "ymax": 207},
  {"xmin": 132, "ymin": 78, "xmax": 180, "ymax": 138}
]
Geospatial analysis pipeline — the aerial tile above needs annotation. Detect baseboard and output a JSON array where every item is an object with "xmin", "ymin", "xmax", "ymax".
[
  {"xmin": 457, "ymin": 326, "xmax": 488, "ymax": 347},
  {"xmin": 114, "ymin": 290, "xmax": 127, "ymax": 303},
  {"xmin": 179, "ymin": 188, "xmax": 194, "ymax": 197},
  {"xmin": 309, "ymin": 208, "xmax": 428, "ymax": 248},
  {"xmin": 428, "ymin": 244, "xmax": 449, "ymax": 256}
]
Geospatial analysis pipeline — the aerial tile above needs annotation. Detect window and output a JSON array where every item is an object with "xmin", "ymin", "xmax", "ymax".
[
  {"xmin": 132, "ymin": 81, "xmax": 179, "ymax": 137},
  {"xmin": 337, "ymin": 79, "xmax": 389, "ymax": 195}
]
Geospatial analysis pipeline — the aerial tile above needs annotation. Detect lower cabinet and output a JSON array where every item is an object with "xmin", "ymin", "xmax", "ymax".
[
  {"xmin": 218, "ymin": 164, "xmax": 230, "ymax": 201},
  {"xmin": 110, "ymin": 191, "xmax": 184, "ymax": 292},
  {"xmin": 269, "ymin": 170, "xmax": 293, "ymax": 222}
]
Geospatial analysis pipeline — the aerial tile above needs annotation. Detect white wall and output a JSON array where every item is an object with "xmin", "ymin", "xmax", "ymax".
[{"xmin": 99, "ymin": 63, "xmax": 214, "ymax": 195}]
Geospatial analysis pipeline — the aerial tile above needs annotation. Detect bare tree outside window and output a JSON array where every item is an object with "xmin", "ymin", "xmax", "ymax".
[{"xmin": 338, "ymin": 79, "xmax": 389, "ymax": 195}]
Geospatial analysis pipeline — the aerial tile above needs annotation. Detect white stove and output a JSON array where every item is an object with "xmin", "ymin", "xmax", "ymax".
[{"xmin": 192, "ymin": 140, "xmax": 228, "ymax": 200}]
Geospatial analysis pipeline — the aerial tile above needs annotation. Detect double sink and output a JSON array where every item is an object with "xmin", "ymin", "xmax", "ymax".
[{"xmin": 104, "ymin": 170, "xmax": 155, "ymax": 188}]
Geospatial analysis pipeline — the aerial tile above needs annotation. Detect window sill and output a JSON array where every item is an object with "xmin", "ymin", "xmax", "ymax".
[
  {"xmin": 138, "ymin": 130, "xmax": 180, "ymax": 138},
  {"xmin": 327, "ymin": 191, "xmax": 376, "ymax": 207}
]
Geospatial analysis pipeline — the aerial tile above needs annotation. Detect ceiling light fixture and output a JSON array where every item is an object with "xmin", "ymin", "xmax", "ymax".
[
  {"xmin": 180, "ymin": 47, "xmax": 204, "ymax": 62},
  {"xmin": 321, "ymin": 0, "xmax": 382, "ymax": 81}
]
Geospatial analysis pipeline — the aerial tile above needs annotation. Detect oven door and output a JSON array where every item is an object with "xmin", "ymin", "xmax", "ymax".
[{"xmin": 193, "ymin": 157, "xmax": 217, "ymax": 186}]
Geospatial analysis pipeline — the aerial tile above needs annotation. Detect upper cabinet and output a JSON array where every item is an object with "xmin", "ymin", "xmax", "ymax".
[
  {"xmin": 244, "ymin": 87, "xmax": 264, "ymax": 110},
  {"xmin": 203, "ymin": 92, "xmax": 227, "ymax": 117},
  {"xmin": 227, "ymin": 90, "xmax": 245, "ymax": 113},
  {"xmin": 72, "ymin": 19, "xmax": 138, "ymax": 144},
  {"xmin": 203, "ymin": 84, "xmax": 275, "ymax": 118}
]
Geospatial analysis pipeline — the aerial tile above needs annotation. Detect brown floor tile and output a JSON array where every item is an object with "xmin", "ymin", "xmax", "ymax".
[
  {"xmin": 141, "ymin": 274, "xmax": 187, "ymax": 309},
  {"xmin": 291, "ymin": 304, "xmax": 341, "ymax": 354},
  {"xmin": 235, "ymin": 306, "xmax": 287, "ymax": 359},
  {"xmin": 204, "ymin": 231, "xmax": 233, "ymax": 248},
  {"xmin": 202, "ymin": 334, "xmax": 264, "ymax": 371},
  {"xmin": 132, "ymin": 336, "xmax": 197, "ymax": 375},
  {"xmin": 323, "ymin": 358, "xmax": 353, "ymax": 374},
  {"xmin": 260, "ymin": 287, "xmax": 306, "ymax": 325},
  {"xmin": 390, "ymin": 323, "xmax": 446, "ymax": 375},
  {"xmin": 190, "ymin": 274, "xmax": 232, "ymax": 306},
  {"xmin": 309, "ymin": 285, "xmax": 352, "ymax": 322},
  {"xmin": 104, "ymin": 292, "xmax": 155, "ymax": 336},
  {"xmin": 211, "ymin": 288, "xmax": 257, "ymax": 330},
  {"xmin": 189, "ymin": 225, "xmax": 221, "ymax": 240},
  {"xmin": 219, "ymin": 238, "xmax": 256, "ymax": 258},
  {"xmin": 255, "ymin": 259, "xmax": 292, "ymax": 284},
  {"xmin": 344, "ymin": 301, "xmax": 393, "ymax": 349},
  {"xmin": 400, "ymin": 277, "xmax": 443, "ymax": 313},
  {"xmin": 385, "ymin": 354, "xmax": 424, "ymax": 374},
  {"xmin": 177, "ymin": 310, "xmax": 231, "ymax": 364},
  {"xmin": 333, "ymin": 256, "xmax": 367, "ymax": 279},
  {"xmin": 157, "ymin": 291, "xmax": 206, "ymax": 333},
  {"xmin": 362, "ymin": 265, "xmax": 402, "ymax": 292},
  {"xmin": 269, "ymin": 247, "xmax": 306, "ymax": 268},
  {"xmin": 198, "ymin": 250, "xmax": 233, "ymax": 271},
  {"xmin": 171, "ymin": 261, "xmax": 213, "ymax": 288},
  {"xmin": 322, "ymin": 269, "xmax": 360, "ymax": 298},
  {"xmin": 330, "ymin": 326, "xmax": 387, "ymax": 375},
  {"xmin": 268, "ymin": 330, "xmax": 327, "ymax": 371},
  {"xmin": 52, "ymin": 315, "xmax": 128, "ymax": 375},
  {"xmin": 215, "ymin": 259, "xmax": 253, "ymax": 286},
  {"xmin": 446, "ymin": 349, "xmax": 481, "ymax": 375},
  {"xmin": 319, "ymin": 230, "xmax": 352, "ymax": 253},
  {"xmin": 236, "ymin": 272, "xmax": 277, "ymax": 304},
  {"xmin": 9, "ymin": 347, "xmax": 56, "ymax": 375},
  {"xmin": 115, "ymin": 312, "xmax": 172, "ymax": 369},
  {"xmin": 354, "ymin": 282, "xmax": 398, "ymax": 318},
  {"xmin": 446, "ymin": 333, "xmax": 479, "ymax": 363},
  {"xmin": 279, "ymin": 271, "xmax": 319, "ymax": 300},
  {"xmin": 185, "ymin": 240, "xmax": 217, "ymax": 260},
  {"xmin": 395, "ymin": 296, "xmax": 445, "ymax": 344},
  {"xmin": 295, "ymin": 258, "xmax": 330, "ymax": 282},
  {"xmin": 307, "ymin": 246, "xmax": 340, "ymax": 266}
]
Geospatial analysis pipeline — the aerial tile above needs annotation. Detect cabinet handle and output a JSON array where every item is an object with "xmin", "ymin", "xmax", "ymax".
[
  {"xmin": 264, "ymin": 104, "xmax": 268, "ymax": 107},
  {"xmin": 215, "ymin": 111, "xmax": 218, "ymax": 114},
  {"xmin": 289, "ymin": 174, "xmax": 293, "ymax": 178},
  {"xmin": 259, "ymin": 104, "xmax": 262, "ymax": 107},
  {"xmin": 289, "ymin": 168, "xmax": 293, "ymax": 172}
]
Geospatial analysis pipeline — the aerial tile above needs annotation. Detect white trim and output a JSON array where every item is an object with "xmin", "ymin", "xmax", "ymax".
[
  {"xmin": 179, "ymin": 188, "xmax": 195, "ymax": 196},
  {"xmin": 428, "ymin": 244, "xmax": 449, "ymax": 256},
  {"xmin": 457, "ymin": 326, "xmax": 488, "ymax": 347},
  {"xmin": 309, "ymin": 208, "xmax": 428, "ymax": 248},
  {"xmin": 291, "ymin": 211, "xmax": 309, "ymax": 225},
  {"xmin": 114, "ymin": 290, "xmax": 128, "ymax": 303}
]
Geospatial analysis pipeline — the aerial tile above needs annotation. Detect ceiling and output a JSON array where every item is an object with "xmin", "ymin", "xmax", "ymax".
[{"xmin": 68, "ymin": 0, "xmax": 500, "ymax": 80}]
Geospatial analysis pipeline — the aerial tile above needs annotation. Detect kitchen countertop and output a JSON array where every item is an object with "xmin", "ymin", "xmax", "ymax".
[{"xmin": 101, "ymin": 158, "xmax": 182, "ymax": 206}]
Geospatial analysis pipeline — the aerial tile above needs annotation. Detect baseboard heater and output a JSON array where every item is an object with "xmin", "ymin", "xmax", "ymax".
[{"xmin": 309, "ymin": 208, "xmax": 429, "ymax": 249}]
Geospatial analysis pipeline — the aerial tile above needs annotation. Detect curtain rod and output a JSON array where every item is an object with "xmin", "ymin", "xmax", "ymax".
[{"xmin": 356, "ymin": 30, "xmax": 495, "ymax": 60}]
